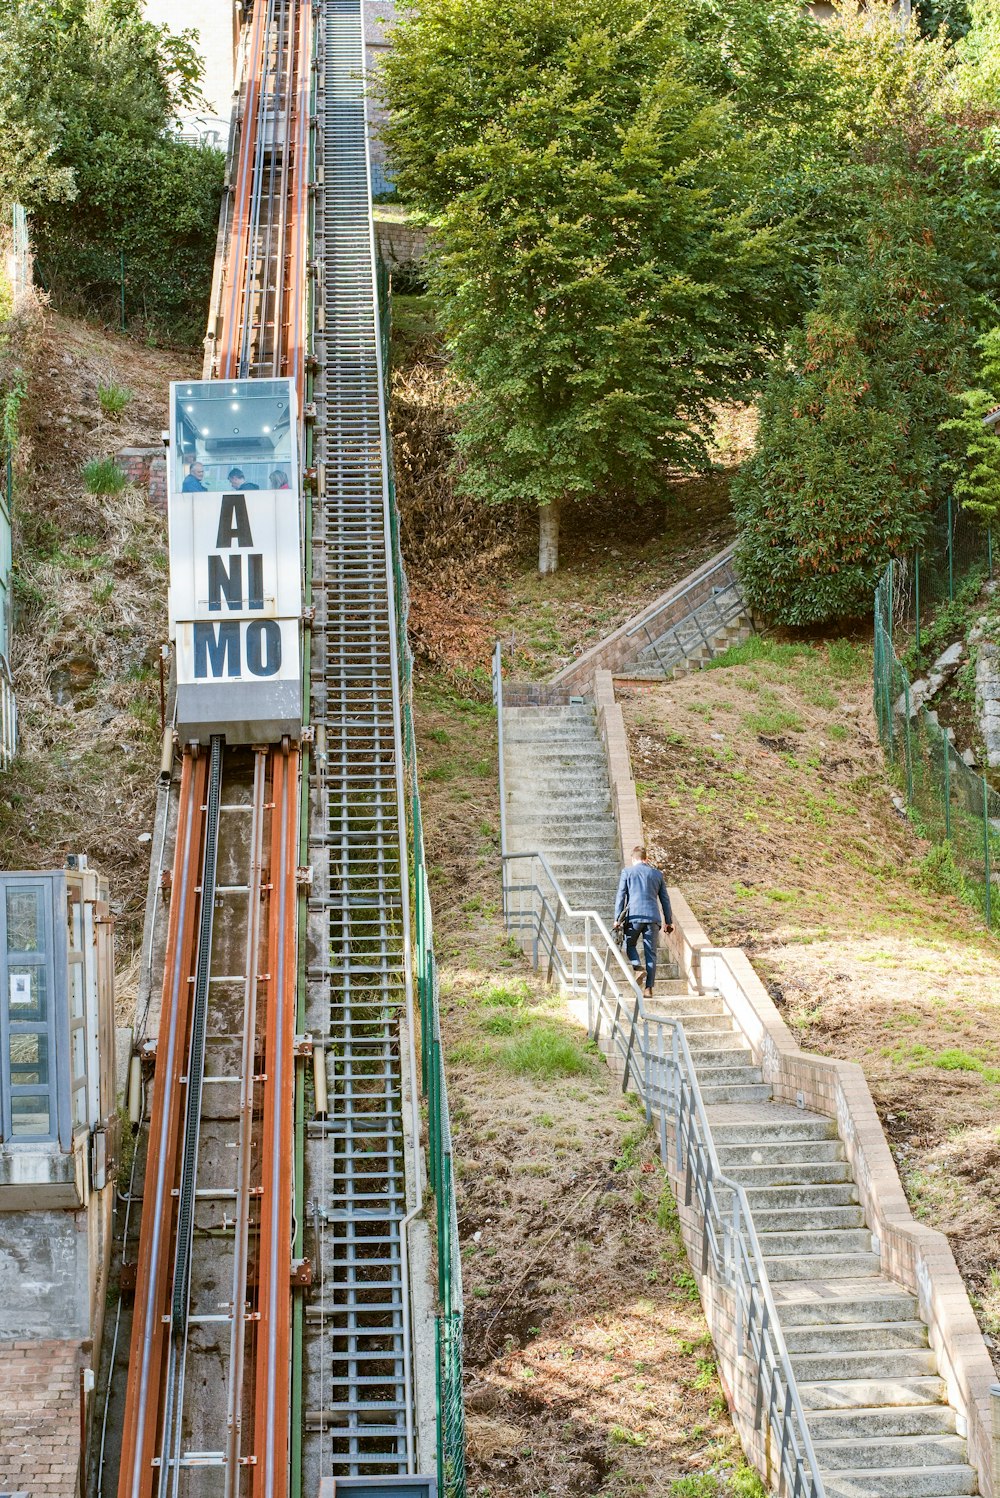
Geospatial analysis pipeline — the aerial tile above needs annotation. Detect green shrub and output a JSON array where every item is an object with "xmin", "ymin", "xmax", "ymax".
[
  {"xmin": 82, "ymin": 458, "xmax": 128, "ymax": 496},
  {"xmin": 496, "ymin": 1023, "xmax": 592, "ymax": 1079},
  {"xmin": 97, "ymin": 381, "xmax": 131, "ymax": 417},
  {"xmin": 734, "ymin": 208, "xmax": 974, "ymax": 626}
]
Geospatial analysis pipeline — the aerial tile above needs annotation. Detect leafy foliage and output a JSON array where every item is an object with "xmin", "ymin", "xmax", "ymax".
[
  {"xmin": 379, "ymin": 0, "xmax": 801, "ymax": 553},
  {"xmin": 734, "ymin": 209, "xmax": 975, "ymax": 624},
  {"xmin": 0, "ymin": 0, "xmax": 222, "ymax": 341},
  {"xmin": 939, "ymin": 329, "xmax": 1000, "ymax": 525}
]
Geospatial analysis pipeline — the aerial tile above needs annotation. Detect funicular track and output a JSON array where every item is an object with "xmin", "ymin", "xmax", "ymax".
[
  {"xmin": 116, "ymin": 0, "xmax": 423, "ymax": 1489},
  {"xmin": 301, "ymin": 0, "xmax": 417, "ymax": 1480},
  {"xmin": 118, "ymin": 741, "xmax": 300, "ymax": 1496},
  {"xmin": 116, "ymin": 1, "xmax": 312, "ymax": 1493}
]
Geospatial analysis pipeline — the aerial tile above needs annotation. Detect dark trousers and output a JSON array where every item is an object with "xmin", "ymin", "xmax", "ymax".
[{"xmin": 625, "ymin": 921, "xmax": 659, "ymax": 990}]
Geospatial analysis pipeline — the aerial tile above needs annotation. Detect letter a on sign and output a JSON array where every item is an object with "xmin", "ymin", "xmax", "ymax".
[{"xmin": 216, "ymin": 493, "xmax": 254, "ymax": 549}]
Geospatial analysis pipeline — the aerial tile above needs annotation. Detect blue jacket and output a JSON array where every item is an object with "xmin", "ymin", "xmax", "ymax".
[{"xmin": 615, "ymin": 862, "xmax": 672, "ymax": 925}]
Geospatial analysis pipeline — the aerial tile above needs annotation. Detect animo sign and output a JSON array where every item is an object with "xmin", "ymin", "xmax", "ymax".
[{"xmin": 167, "ymin": 377, "xmax": 303, "ymax": 744}]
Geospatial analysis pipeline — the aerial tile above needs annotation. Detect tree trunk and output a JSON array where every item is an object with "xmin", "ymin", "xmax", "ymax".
[{"xmin": 538, "ymin": 498, "xmax": 560, "ymax": 576}]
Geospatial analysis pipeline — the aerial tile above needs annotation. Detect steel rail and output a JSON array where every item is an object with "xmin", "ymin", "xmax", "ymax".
[
  {"xmin": 159, "ymin": 735, "xmax": 225, "ymax": 1497},
  {"xmin": 218, "ymin": 0, "xmax": 267, "ymax": 378},
  {"xmin": 117, "ymin": 750, "xmax": 209, "ymax": 1498},
  {"xmin": 254, "ymin": 744, "xmax": 301, "ymax": 1498},
  {"xmin": 225, "ymin": 747, "xmax": 268, "ymax": 1494}
]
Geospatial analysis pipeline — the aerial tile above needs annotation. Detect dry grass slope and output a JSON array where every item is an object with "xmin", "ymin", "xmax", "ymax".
[{"xmin": 1, "ymin": 311, "xmax": 198, "ymax": 989}]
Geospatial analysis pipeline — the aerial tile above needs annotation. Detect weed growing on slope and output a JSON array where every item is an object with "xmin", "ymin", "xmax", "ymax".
[
  {"xmin": 82, "ymin": 456, "xmax": 128, "ymax": 496},
  {"xmin": 742, "ymin": 692, "xmax": 804, "ymax": 737},
  {"xmin": 97, "ymin": 380, "xmax": 131, "ymax": 417},
  {"xmin": 707, "ymin": 636, "xmax": 813, "ymax": 671}
]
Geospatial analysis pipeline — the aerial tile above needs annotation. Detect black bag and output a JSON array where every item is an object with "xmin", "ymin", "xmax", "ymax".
[{"xmin": 613, "ymin": 894, "xmax": 629, "ymax": 949}]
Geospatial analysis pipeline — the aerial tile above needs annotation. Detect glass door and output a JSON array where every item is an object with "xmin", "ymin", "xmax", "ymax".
[{"xmin": 0, "ymin": 879, "xmax": 57, "ymax": 1141}]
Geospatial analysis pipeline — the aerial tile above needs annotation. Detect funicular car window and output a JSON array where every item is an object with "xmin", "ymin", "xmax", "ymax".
[{"xmin": 173, "ymin": 379, "xmax": 296, "ymax": 494}]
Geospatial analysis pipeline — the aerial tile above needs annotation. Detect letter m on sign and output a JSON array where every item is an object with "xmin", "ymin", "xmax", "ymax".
[{"xmin": 193, "ymin": 621, "xmax": 242, "ymax": 679}]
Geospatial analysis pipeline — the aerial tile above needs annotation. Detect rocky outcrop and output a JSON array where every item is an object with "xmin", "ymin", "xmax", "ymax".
[{"xmin": 974, "ymin": 636, "xmax": 1000, "ymax": 768}]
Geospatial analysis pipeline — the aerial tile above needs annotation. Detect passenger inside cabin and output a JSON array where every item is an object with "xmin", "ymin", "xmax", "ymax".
[
  {"xmin": 227, "ymin": 467, "xmax": 260, "ymax": 491},
  {"xmin": 269, "ymin": 469, "xmax": 291, "ymax": 489},
  {"xmin": 182, "ymin": 460, "xmax": 206, "ymax": 492}
]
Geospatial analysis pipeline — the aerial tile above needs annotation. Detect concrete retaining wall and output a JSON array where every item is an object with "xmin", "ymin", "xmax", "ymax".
[
  {"xmin": 694, "ymin": 941, "xmax": 998, "ymax": 1498},
  {"xmin": 594, "ymin": 673, "xmax": 998, "ymax": 1498}
]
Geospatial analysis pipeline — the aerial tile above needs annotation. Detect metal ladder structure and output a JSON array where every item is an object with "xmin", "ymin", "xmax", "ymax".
[{"xmin": 304, "ymin": 0, "xmax": 417, "ymax": 1479}]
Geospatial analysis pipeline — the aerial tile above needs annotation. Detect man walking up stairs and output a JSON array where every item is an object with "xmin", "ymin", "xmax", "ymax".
[{"xmin": 500, "ymin": 687, "xmax": 988, "ymax": 1498}]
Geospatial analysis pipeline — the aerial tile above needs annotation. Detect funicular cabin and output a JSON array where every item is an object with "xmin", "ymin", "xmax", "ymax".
[{"xmin": 167, "ymin": 376, "xmax": 303, "ymax": 745}]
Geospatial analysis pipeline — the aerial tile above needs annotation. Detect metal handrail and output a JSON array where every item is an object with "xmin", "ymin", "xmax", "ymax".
[
  {"xmin": 623, "ymin": 547, "xmax": 740, "ymax": 642},
  {"xmin": 0, "ymin": 655, "xmax": 15, "ymax": 772},
  {"xmin": 494, "ymin": 652, "xmax": 825, "ymax": 1498}
]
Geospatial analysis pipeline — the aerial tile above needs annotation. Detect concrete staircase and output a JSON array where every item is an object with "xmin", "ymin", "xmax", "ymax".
[
  {"xmin": 503, "ymin": 703, "xmax": 623, "ymax": 918},
  {"xmin": 499, "ymin": 695, "xmax": 985, "ymax": 1498},
  {"xmin": 627, "ymin": 582, "xmax": 753, "ymax": 680},
  {"xmin": 639, "ymin": 987, "xmax": 981, "ymax": 1498}
]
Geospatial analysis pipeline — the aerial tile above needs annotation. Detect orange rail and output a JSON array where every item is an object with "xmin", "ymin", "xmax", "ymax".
[
  {"xmin": 254, "ymin": 746, "xmax": 301, "ymax": 1498},
  {"xmin": 117, "ymin": 751, "xmax": 207, "ymax": 1498}
]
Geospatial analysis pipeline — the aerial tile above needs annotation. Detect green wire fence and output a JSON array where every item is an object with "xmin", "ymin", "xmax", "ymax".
[
  {"xmin": 380, "ymin": 261, "xmax": 466, "ymax": 1498},
  {"xmin": 874, "ymin": 559, "xmax": 1000, "ymax": 927}
]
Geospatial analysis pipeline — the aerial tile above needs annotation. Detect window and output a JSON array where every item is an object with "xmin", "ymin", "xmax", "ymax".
[{"xmin": 172, "ymin": 378, "xmax": 297, "ymax": 495}]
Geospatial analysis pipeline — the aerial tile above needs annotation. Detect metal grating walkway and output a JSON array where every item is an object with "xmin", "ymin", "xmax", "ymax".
[{"xmin": 305, "ymin": 0, "xmax": 414, "ymax": 1478}]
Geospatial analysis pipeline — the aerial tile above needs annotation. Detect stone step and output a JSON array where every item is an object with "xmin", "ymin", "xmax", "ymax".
[
  {"xmin": 646, "ymin": 995, "xmax": 727, "ymax": 1019},
  {"xmin": 806, "ymin": 1406, "xmax": 958, "ymax": 1441},
  {"xmin": 758, "ymin": 1227, "xmax": 874, "ymax": 1257},
  {"xmin": 765, "ymin": 1251, "xmax": 881, "ymax": 1281},
  {"xmin": 669, "ymin": 1015, "xmax": 737, "ymax": 1038},
  {"xmin": 814, "ymin": 1434, "xmax": 966, "ymax": 1471},
  {"xmin": 711, "ymin": 1117, "xmax": 838, "ymax": 1145},
  {"xmin": 819, "ymin": 1464, "xmax": 976, "ymax": 1498},
  {"xmin": 799, "ymin": 1376, "xmax": 946, "ymax": 1411},
  {"xmin": 791, "ymin": 1348, "xmax": 937, "ymax": 1381},
  {"xmin": 735, "ymin": 1161, "xmax": 854, "ymax": 1188},
  {"xmin": 506, "ymin": 819, "xmax": 617, "ymax": 840},
  {"xmin": 688, "ymin": 1045, "xmax": 754, "ymax": 1069},
  {"xmin": 506, "ymin": 780, "xmax": 609, "ymax": 796},
  {"xmin": 752, "ymin": 1204, "xmax": 865, "ymax": 1233},
  {"xmin": 698, "ymin": 1081, "xmax": 772, "ymax": 1105},
  {"xmin": 690, "ymin": 1063, "xmax": 765, "ymax": 1089},
  {"xmin": 772, "ymin": 1279, "xmax": 916, "ymax": 1326},
  {"xmin": 717, "ymin": 1139, "xmax": 845, "ymax": 1167},
  {"xmin": 784, "ymin": 1320, "xmax": 928, "ymax": 1355},
  {"xmin": 745, "ymin": 1183, "xmax": 860, "ymax": 1211}
]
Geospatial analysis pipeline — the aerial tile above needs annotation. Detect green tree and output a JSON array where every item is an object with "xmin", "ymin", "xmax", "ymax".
[
  {"xmin": 379, "ymin": 0, "xmax": 797, "ymax": 573},
  {"xmin": 940, "ymin": 330, "xmax": 1000, "ymax": 526},
  {"xmin": 733, "ymin": 208, "xmax": 975, "ymax": 625},
  {"xmin": 953, "ymin": 0, "xmax": 1000, "ymax": 103},
  {"xmin": 0, "ymin": 0, "xmax": 220, "ymax": 341}
]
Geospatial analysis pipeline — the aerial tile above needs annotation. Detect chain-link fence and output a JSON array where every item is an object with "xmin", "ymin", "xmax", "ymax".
[
  {"xmin": 890, "ymin": 501, "xmax": 995, "ymax": 665},
  {"xmin": 381, "ymin": 262, "xmax": 466, "ymax": 1498},
  {"xmin": 874, "ymin": 561, "xmax": 1000, "ymax": 926}
]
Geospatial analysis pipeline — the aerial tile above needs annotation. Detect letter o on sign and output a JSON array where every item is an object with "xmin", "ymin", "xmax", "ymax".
[{"xmin": 246, "ymin": 619, "xmax": 282, "ymax": 677}]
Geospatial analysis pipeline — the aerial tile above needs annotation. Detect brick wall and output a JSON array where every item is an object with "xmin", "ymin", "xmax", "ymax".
[
  {"xmin": 117, "ymin": 446, "xmax": 167, "ymax": 515},
  {"xmin": 0, "ymin": 1338, "xmax": 86, "ymax": 1494}
]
